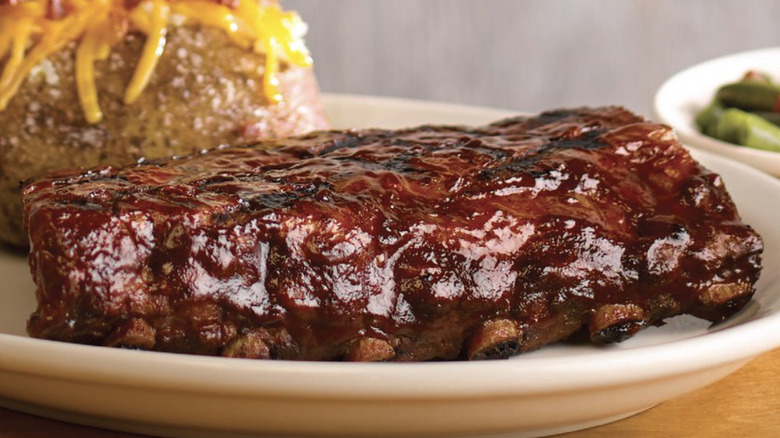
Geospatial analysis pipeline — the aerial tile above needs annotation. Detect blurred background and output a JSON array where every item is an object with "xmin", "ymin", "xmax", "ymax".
[{"xmin": 286, "ymin": 0, "xmax": 780, "ymax": 118}]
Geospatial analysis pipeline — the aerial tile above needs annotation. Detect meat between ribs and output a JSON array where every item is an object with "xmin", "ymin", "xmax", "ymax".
[{"xmin": 23, "ymin": 106, "xmax": 763, "ymax": 361}]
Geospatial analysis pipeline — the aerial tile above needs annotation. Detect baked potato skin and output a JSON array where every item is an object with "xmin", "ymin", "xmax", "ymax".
[{"xmin": 0, "ymin": 24, "xmax": 328, "ymax": 247}]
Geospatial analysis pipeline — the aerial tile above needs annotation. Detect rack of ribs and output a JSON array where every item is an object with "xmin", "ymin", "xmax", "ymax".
[{"xmin": 22, "ymin": 106, "xmax": 763, "ymax": 361}]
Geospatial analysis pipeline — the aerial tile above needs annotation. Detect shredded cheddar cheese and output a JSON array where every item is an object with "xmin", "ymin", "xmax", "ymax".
[
  {"xmin": 125, "ymin": 0, "xmax": 170, "ymax": 105},
  {"xmin": 0, "ymin": 0, "xmax": 312, "ymax": 123}
]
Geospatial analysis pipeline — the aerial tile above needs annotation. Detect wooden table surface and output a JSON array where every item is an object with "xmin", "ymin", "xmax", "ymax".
[{"xmin": 0, "ymin": 348, "xmax": 777, "ymax": 438}]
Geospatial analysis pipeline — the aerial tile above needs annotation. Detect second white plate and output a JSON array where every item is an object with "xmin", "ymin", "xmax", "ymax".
[{"xmin": 654, "ymin": 47, "xmax": 780, "ymax": 176}]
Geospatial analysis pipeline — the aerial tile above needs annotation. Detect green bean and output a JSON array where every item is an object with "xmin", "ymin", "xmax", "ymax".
[
  {"xmin": 748, "ymin": 111, "xmax": 780, "ymax": 126},
  {"xmin": 715, "ymin": 108, "xmax": 780, "ymax": 152},
  {"xmin": 715, "ymin": 81, "xmax": 780, "ymax": 112},
  {"xmin": 695, "ymin": 100, "xmax": 724, "ymax": 137}
]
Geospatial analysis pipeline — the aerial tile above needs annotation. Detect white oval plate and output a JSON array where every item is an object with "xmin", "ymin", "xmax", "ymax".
[
  {"xmin": 1, "ymin": 94, "xmax": 779, "ymax": 438},
  {"xmin": 654, "ymin": 47, "xmax": 780, "ymax": 176}
]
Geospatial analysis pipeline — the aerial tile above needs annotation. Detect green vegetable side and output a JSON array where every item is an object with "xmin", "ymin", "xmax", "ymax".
[{"xmin": 695, "ymin": 70, "xmax": 780, "ymax": 152}]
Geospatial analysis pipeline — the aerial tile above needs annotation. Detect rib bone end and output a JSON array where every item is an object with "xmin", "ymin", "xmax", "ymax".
[
  {"xmin": 589, "ymin": 304, "xmax": 646, "ymax": 343},
  {"xmin": 467, "ymin": 319, "xmax": 523, "ymax": 360},
  {"xmin": 346, "ymin": 337, "xmax": 396, "ymax": 362}
]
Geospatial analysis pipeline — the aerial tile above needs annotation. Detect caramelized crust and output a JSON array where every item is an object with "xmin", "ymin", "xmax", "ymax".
[{"xmin": 23, "ymin": 107, "xmax": 763, "ymax": 361}]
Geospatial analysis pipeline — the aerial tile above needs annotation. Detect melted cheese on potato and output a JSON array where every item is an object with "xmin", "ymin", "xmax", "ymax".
[{"xmin": 0, "ymin": 0, "xmax": 312, "ymax": 123}]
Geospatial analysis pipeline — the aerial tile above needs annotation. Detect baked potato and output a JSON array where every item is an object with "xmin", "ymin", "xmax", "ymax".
[{"xmin": 0, "ymin": 0, "xmax": 328, "ymax": 247}]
